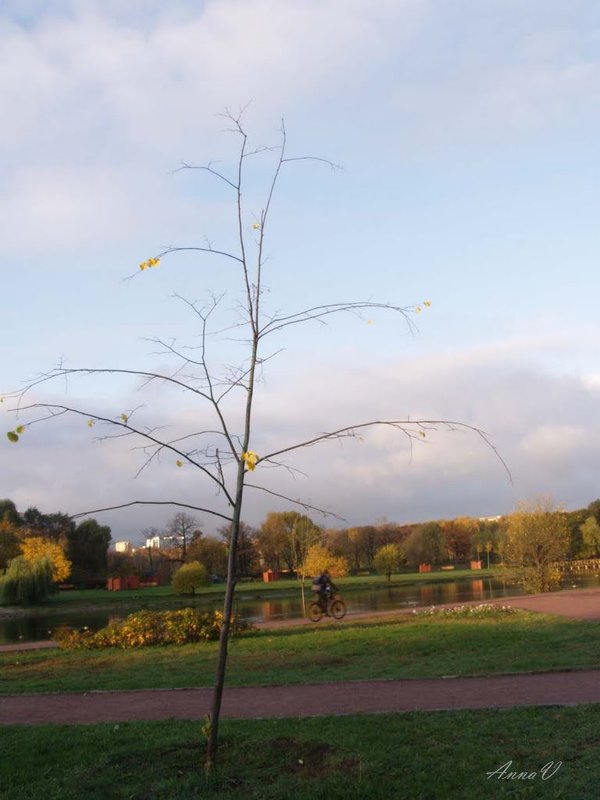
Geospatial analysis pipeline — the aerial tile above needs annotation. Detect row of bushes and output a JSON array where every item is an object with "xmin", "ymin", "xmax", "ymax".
[{"xmin": 54, "ymin": 608, "xmax": 252, "ymax": 649}]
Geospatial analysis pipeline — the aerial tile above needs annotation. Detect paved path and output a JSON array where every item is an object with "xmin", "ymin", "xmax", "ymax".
[
  {"xmin": 2, "ymin": 669, "xmax": 600, "ymax": 725},
  {"xmin": 1, "ymin": 585, "xmax": 600, "ymax": 725},
  {"xmin": 490, "ymin": 587, "xmax": 600, "ymax": 621}
]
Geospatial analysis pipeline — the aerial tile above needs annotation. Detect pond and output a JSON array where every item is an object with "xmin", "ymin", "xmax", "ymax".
[{"xmin": 3, "ymin": 573, "xmax": 598, "ymax": 644}]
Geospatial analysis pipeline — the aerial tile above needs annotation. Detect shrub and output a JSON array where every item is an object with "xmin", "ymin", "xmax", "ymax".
[
  {"xmin": 54, "ymin": 608, "xmax": 252, "ymax": 649},
  {"xmin": 0, "ymin": 556, "xmax": 55, "ymax": 605},
  {"xmin": 171, "ymin": 561, "xmax": 209, "ymax": 595}
]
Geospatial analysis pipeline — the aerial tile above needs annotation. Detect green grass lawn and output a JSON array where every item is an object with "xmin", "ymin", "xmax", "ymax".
[
  {"xmin": 2, "ymin": 706, "xmax": 599, "ymax": 799},
  {"xmin": 2, "ymin": 610, "xmax": 599, "ymax": 695}
]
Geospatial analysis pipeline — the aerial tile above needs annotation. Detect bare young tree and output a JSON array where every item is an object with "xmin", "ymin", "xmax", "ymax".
[
  {"xmin": 165, "ymin": 511, "xmax": 201, "ymax": 562},
  {"xmin": 5, "ymin": 110, "xmax": 507, "ymax": 769}
]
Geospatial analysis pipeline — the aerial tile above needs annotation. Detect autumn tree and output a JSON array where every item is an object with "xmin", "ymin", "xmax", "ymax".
[
  {"xmin": 562, "ymin": 508, "xmax": 588, "ymax": 558},
  {"xmin": 19, "ymin": 537, "xmax": 71, "ymax": 583},
  {"xmin": 441, "ymin": 516, "xmax": 479, "ymax": 563},
  {"xmin": 187, "ymin": 533, "xmax": 228, "ymax": 577},
  {"xmin": 255, "ymin": 512, "xmax": 290, "ymax": 571},
  {"xmin": 218, "ymin": 521, "xmax": 259, "ymax": 578},
  {"xmin": 500, "ymin": 499, "xmax": 569, "ymax": 593},
  {"xmin": 5, "ymin": 113, "xmax": 505, "ymax": 769},
  {"xmin": 302, "ymin": 543, "xmax": 349, "ymax": 579},
  {"xmin": 580, "ymin": 516, "xmax": 600, "ymax": 558},
  {"xmin": 373, "ymin": 542, "xmax": 402, "ymax": 581},
  {"xmin": 345, "ymin": 526, "xmax": 377, "ymax": 571},
  {"xmin": 587, "ymin": 498, "xmax": 600, "ymax": 525},
  {"xmin": 403, "ymin": 522, "xmax": 446, "ymax": 567}
]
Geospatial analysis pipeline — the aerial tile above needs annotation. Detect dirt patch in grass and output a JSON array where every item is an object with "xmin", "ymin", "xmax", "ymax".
[{"xmin": 216, "ymin": 735, "xmax": 361, "ymax": 790}]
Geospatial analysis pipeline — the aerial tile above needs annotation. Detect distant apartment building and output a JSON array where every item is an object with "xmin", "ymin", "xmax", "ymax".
[
  {"xmin": 114, "ymin": 540, "xmax": 133, "ymax": 553},
  {"xmin": 145, "ymin": 534, "xmax": 162, "ymax": 549},
  {"xmin": 144, "ymin": 534, "xmax": 180, "ymax": 550}
]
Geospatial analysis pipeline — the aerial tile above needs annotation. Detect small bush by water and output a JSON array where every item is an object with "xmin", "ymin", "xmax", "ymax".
[{"xmin": 54, "ymin": 608, "xmax": 252, "ymax": 649}]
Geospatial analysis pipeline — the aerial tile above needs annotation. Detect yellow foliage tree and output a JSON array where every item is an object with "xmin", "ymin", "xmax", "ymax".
[
  {"xmin": 20, "ymin": 537, "xmax": 71, "ymax": 583},
  {"xmin": 302, "ymin": 543, "xmax": 349, "ymax": 578},
  {"xmin": 500, "ymin": 498, "xmax": 569, "ymax": 593}
]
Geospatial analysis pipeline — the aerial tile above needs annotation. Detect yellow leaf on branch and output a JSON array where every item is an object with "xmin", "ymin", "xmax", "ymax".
[
  {"xmin": 139, "ymin": 257, "xmax": 161, "ymax": 271},
  {"xmin": 241, "ymin": 451, "xmax": 259, "ymax": 471}
]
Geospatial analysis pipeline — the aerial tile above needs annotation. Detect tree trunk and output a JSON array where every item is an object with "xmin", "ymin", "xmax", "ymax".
[{"xmin": 205, "ymin": 487, "xmax": 243, "ymax": 770}]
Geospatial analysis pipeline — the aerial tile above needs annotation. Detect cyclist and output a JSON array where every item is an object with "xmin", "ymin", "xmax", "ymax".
[{"xmin": 313, "ymin": 569, "xmax": 338, "ymax": 612}]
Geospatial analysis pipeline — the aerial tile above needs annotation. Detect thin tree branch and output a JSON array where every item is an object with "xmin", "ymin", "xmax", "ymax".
[
  {"xmin": 10, "ymin": 367, "xmax": 215, "ymax": 409},
  {"xmin": 17, "ymin": 403, "xmax": 236, "ymax": 504},
  {"xmin": 70, "ymin": 501, "xmax": 233, "ymax": 522},
  {"xmin": 259, "ymin": 301, "xmax": 419, "ymax": 338},
  {"xmin": 281, "ymin": 155, "xmax": 343, "ymax": 171},
  {"xmin": 259, "ymin": 419, "xmax": 512, "ymax": 482},
  {"xmin": 171, "ymin": 160, "xmax": 238, "ymax": 190},
  {"xmin": 245, "ymin": 483, "xmax": 346, "ymax": 521},
  {"xmin": 254, "ymin": 119, "xmax": 287, "ymax": 326}
]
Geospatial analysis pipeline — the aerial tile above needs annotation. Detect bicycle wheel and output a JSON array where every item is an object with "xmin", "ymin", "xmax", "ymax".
[
  {"xmin": 328, "ymin": 597, "xmax": 346, "ymax": 620},
  {"xmin": 308, "ymin": 602, "xmax": 323, "ymax": 622}
]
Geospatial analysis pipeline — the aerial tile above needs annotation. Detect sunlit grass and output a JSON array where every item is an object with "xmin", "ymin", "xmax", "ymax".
[{"xmin": 2, "ymin": 610, "xmax": 599, "ymax": 694}]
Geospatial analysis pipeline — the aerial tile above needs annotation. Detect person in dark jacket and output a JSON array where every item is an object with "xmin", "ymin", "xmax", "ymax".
[{"xmin": 313, "ymin": 569, "xmax": 338, "ymax": 611}]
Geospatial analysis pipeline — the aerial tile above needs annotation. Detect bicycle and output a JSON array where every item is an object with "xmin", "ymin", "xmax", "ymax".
[{"xmin": 308, "ymin": 593, "xmax": 346, "ymax": 622}]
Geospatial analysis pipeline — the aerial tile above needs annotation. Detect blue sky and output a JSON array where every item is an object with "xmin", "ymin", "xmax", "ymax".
[{"xmin": 2, "ymin": 0, "xmax": 600, "ymax": 542}]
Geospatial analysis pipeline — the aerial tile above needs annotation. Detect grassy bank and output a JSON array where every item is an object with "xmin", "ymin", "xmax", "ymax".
[
  {"xmin": 2, "ymin": 610, "xmax": 600, "ymax": 694},
  {"xmin": 2, "ymin": 706, "xmax": 599, "ymax": 799}
]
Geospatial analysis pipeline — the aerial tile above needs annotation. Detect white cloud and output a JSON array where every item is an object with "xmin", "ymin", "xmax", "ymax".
[
  {"xmin": 5, "ymin": 339, "xmax": 599, "ymax": 537},
  {"xmin": 5, "ymin": 0, "xmax": 599, "ymax": 260},
  {"xmin": 3, "ymin": 1, "xmax": 600, "ymax": 538}
]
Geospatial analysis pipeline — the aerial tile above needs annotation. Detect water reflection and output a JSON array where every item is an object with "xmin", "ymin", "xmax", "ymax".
[{"xmin": 2, "ymin": 574, "xmax": 599, "ymax": 644}]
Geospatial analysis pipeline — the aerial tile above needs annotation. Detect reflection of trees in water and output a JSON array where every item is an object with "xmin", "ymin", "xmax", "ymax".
[
  {"xmin": 440, "ymin": 582, "xmax": 458, "ymax": 601},
  {"xmin": 420, "ymin": 585, "xmax": 434, "ymax": 604},
  {"xmin": 261, "ymin": 601, "xmax": 284, "ymax": 621}
]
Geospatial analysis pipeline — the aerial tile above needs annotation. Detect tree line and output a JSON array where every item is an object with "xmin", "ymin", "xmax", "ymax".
[
  {"xmin": 0, "ymin": 498, "xmax": 112, "ymax": 603},
  {"xmin": 110, "ymin": 496, "xmax": 600, "ymax": 586},
  {"xmin": 3, "ymin": 495, "xmax": 599, "ymax": 603}
]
